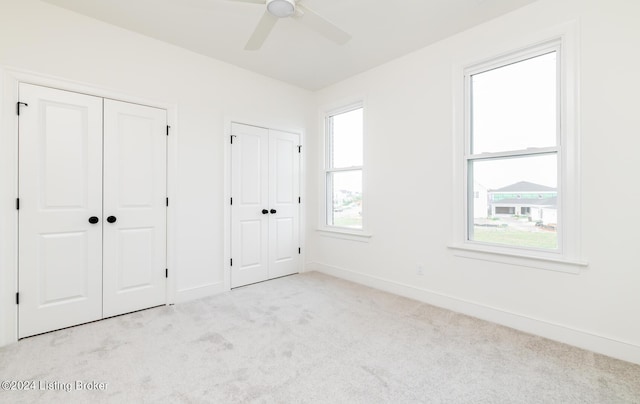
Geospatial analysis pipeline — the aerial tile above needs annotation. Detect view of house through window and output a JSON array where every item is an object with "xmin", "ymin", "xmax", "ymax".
[
  {"xmin": 467, "ymin": 48, "xmax": 559, "ymax": 250},
  {"xmin": 326, "ymin": 106, "xmax": 363, "ymax": 229}
]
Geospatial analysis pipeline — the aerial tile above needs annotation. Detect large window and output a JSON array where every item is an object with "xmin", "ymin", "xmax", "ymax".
[
  {"xmin": 325, "ymin": 104, "xmax": 363, "ymax": 229},
  {"xmin": 465, "ymin": 42, "xmax": 561, "ymax": 252}
]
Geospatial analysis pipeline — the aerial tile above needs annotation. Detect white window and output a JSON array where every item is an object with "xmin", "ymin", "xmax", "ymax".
[
  {"xmin": 453, "ymin": 33, "xmax": 584, "ymax": 271},
  {"xmin": 325, "ymin": 104, "xmax": 363, "ymax": 230},
  {"xmin": 467, "ymin": 43, "xmax": 559, "ymax": 251}
]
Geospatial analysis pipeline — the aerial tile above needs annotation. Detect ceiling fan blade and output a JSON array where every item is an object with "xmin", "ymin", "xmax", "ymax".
[
  {"xmin": 296, "ymin": 4, "xmax": 351, "ymax": 45},
  {"xmin": 245, "ymin": 11, "xmax": 278, "ymax": 50}
]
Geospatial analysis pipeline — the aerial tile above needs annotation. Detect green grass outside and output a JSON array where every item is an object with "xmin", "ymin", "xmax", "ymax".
[
  {"xmin": 333, "ymin": 215, "xmax": 362, "ymax": 229},
  {"xmin": 473, "ymin": 226, "xmax": 557, "ymax": 250}
]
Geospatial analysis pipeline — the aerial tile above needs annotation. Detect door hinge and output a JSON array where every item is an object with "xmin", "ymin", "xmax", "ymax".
[
  {"xmin": 230, "ymin": 135, "xmax": 236, "ymax": 144},
  {"xmin": 16, "ymin": 292, "xmax": 19, "ymax": 305},
  {"xmin": 298, "ymin": 247, "xmax": 301, "ymax": 254},
  {"xmin": 230, "ymin": 258, "xmax": 233, "ymax": 266},
  {"xmin": 298, "ymin": 196, "xmax": 301, "ymax": 204},
  {"xmin": 16, "ymin": 198, "xmax": 20, "ymax": 210},
  {"xmin": 297, "ymin": 145, "xmax": 302, "ymax": 153},
  {"xmin": 230, "ymin": 197, "xmax": 233, "ymax": 206},
  {"xmin": 166, "ymin": 125, "xmax": 170, "ymax": 136},
  {"xmin": 165, "ymin": 268, "xmax": 168, "ymax": 278},
  {"xmin": 16, "ymin": 102, "xmax": 28, "ymax": 116},
  {"xmin": 166, "ymin": 197, "xmax": 169, "ymax": 207}
]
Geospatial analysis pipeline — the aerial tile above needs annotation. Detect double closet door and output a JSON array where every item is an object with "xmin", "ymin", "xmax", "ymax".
[
  {"xmin": 18, "ymin": 83, "xmax": 167, "ymax": 338},
  {"xmin": 231, "ymin": 123, "xmax": 300, "ymax": 288}
]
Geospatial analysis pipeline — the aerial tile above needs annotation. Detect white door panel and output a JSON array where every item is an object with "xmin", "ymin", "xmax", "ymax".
[
  {"xmin": 231, "ymin": 124, "xmax": 300, "ymax": 287},
  {"xmin": 103, "ymin": 99, "xmax": 167, "ymax": 318},
  {"xmin": 116, "ymin": 227, "xmax": 155, "ymax": 291},
  {"xmin": 268, "ymin": 130, "xmax": 300, "ymax": 278},
  {"xmin": 240, "ymin": 133, "xmax": 266, "ymax": 205},
  {"xmin": 240, "ymin": 220, "xmax": 264, "ymax": 267},
  {"xmin": 18, "ymin": 83, "xmax": 103, "ymax": 338},
  {"xmin": 231, "ymin": 123, "xmax": 269, "ymax": 287},
  {"xmin": 38, "ymin": 231, "xmax": 90, "ymax": 305},
  {"xmin": 274, "ymin": 218, "xmax": 294, "ymax": 262}
]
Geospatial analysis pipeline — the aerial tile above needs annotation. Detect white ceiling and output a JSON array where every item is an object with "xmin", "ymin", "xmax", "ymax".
[{"xmin": 41, "ymin": 0, "xmax": 538, "ymax": 90}]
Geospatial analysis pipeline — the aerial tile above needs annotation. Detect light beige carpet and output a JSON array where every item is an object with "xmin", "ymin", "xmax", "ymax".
[{"xmin": 0, "ymin": 271, "xmax": 638, "ymax": 403}]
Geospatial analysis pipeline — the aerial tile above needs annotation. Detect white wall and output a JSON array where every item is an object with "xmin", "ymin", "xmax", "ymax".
[
  {"xmin": 309, "ymin": 0, "xmax": 640, "ymax": 364},
  {"xmin": 0, "ymin": 0, "xmax": 315, "ymax": 346}
]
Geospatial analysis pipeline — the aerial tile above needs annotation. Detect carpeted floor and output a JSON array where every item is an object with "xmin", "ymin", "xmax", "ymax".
[{"xmin": 0, "ymin": 271, "xmax": 639, "ymax": 403}]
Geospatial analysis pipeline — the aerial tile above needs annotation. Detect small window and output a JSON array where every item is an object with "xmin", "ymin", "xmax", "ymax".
[
  {"xmin": 466, "ymin": 43, "xmax": 560, "ymax": 251},
  {"xmin": 325, "ymin": 105, "xmax": 363, "ymax": 229}
]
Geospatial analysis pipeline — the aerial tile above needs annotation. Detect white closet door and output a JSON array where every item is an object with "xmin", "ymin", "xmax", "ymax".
[
  {"xmin": 231, "ymin": 123, "xmax": 269, "ymax": 288},
  {"xmin": 18, "ymin": 83, "xmax": 104, "ymax": 338},
  {"xmin": 102, "ymin": 99, "xmax": 167, "ymax": 318},
  {"xmin": 268, "ymin": 130, "xmax": 300, "ymax": 278}
]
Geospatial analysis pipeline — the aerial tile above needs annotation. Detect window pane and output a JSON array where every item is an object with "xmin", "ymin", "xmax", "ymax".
[
  {"xmin": 469, "ymin": 154, "xmax": 557, "ymax": 249},
  {"xmin": 471, "ymin": 52, "xmax": 557, "ymax": 154},
  {"xmin": 327, "ymin": 170, "xmax": 362, "ymax": 229},
  {"xmin": 329, "ymin": 108, "xmax": 363, "ymax": 168}
]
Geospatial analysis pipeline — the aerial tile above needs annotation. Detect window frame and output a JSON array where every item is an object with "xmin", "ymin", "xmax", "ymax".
[
  {"xmin": 465, "ymin": 41, "xmax": 561, "ymax": 255},
  {"xmin": 323, "ymin": 102, "xmax": 365, "ymax": 233},
  {"xmin": 451, "ymin": 27, "xmax": 586, "ymax": 273}
]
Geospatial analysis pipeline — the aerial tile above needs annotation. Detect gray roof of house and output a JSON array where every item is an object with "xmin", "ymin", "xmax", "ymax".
[
  {"xmin": 492, "ymin": 196, "xmax": 557, "ymax": 207},
  {"xmin": 490, "ymin": 181, "xmax": 557, "ymax": 193}
]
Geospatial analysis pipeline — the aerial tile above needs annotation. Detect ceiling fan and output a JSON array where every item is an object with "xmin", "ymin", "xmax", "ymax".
[{"xmin": 231, "ymin": 0, "xmax": 352, "ymax": 50}]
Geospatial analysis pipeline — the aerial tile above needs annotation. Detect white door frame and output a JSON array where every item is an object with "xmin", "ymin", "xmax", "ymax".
[
  {"xmin": 224, "ymin": 118, "xmax": 305, "ymax": 291},
  {"xmin": 0, "ymin": 67, "xmax": 178, "ymax": 347}
]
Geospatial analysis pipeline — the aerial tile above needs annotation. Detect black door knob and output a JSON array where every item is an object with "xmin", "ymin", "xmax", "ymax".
[
  {"xmin": 88, "ymin": 216, "xmax": 99, "ymax": 224},
  {"xmin": 262, "ymin": 209, "xmax": 269, "ymax": 214},
  {"xmin": 107, "ymin": 216, "xmax": 117, "ymax": 223},
  {"xmin": 270, "ymin": 209, "xmax": 276, "ymax": 214}
]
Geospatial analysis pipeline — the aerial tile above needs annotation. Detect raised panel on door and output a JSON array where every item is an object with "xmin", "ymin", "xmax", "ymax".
[
  {"xmin": 18, "ymin": 83, "xmax": 103, "ymax": 338},
  {"xmin": 231, "ymin": 123, "xmax": 269, "ymax": 288},
  {"xmin": 268, "ymin": 130, "xmax": 300, "ymax": 278},
  {"xmin": 102, "ymin": 99, "xmax": 167, "ymax": 318}
]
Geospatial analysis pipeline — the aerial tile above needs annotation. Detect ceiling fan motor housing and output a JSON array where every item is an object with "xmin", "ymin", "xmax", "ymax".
[{"xmin": 266, "ymin": 0, "xmax": 296, "ymax": 18}]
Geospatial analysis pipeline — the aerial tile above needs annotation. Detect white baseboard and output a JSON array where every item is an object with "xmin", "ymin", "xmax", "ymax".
[
  {"xmin": 175, "ymin": 281, "xmax": 227, "ymax": 303},
  {"xmin": 307, "ymin": 262, "xmax": 640, "ymax": 365}
]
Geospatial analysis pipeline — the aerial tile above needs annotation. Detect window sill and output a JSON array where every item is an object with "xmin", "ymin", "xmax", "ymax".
[
  {"xmin": 447, "ymin": 244, "xmax": 588, "ymax": 274},
  {"xmin": 316, "ymin": 228, "xmax": 372, "ymax": 243}
]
